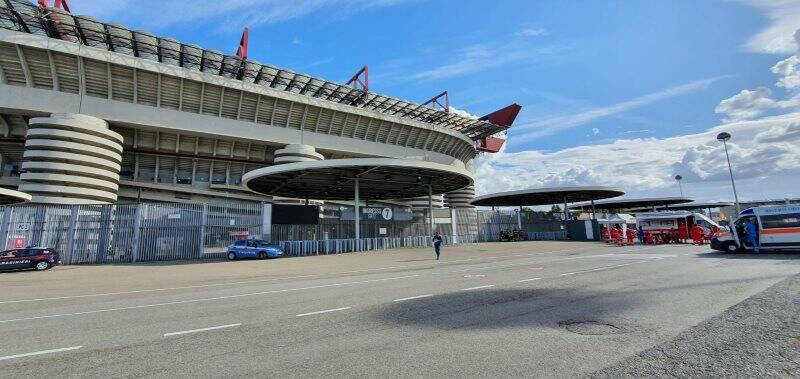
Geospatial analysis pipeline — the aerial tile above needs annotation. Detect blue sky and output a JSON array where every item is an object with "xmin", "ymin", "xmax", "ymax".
[{"xmin": 72, "ymin": 0, "xmax": 800, "ymax": 201}]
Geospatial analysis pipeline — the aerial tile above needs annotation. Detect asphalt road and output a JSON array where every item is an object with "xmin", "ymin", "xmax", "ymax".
[{"xmin": 0, "ymin": 241, "xmax": 798, "ymax": 378}]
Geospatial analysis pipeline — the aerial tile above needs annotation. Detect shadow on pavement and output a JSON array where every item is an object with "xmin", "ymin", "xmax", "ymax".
[{"xmin": 372, "ymin": 287, "xmax": 638, "ymax": 331}]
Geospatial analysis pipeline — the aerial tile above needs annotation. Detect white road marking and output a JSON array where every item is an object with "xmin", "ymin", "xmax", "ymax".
[
  {"xmin": 0, "ymin": 274, "xmax": 419, "ymax": 324},
  {"xmin": 296, "ymin": 307, "xmax": 352, "ymax": 317},
  {"xmin": 0, "ymin": 246, "xmax": 599, "ymax": 305},
  {"xmin": 559, "ymin": 261, "xmax": 646, "ymax": 277},
  {"xmin": 518, "ymin": 278, "xmax": 542, "ymax": 283},
  {"xmin": 462, "ymin": 285, "xmax": 495, "ymax": 291},
  {"xmin": 0, "ymin": 346, "xmax": 82, "ymax": 361},
  {"xmin": 393, "ymin": 294, "xmax": 433, "ymax": 302},
  {"xmin": 164, "ymin": 323, "xmax": 241, "ymax": 337}
]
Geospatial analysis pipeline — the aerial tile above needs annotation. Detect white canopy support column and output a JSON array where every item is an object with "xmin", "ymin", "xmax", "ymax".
[{"xmin": 517, "ymin": 206, "xmax": 522, "ymax": 229}]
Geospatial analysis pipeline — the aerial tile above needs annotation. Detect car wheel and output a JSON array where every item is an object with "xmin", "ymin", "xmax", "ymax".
[
  {"xmin": 258, "ymin": 251, "xmax": 267, "ymax": 260},
  {"xmin": 35, "ymin": 261, "xmax": 51, "ymax": 271},
  {"xmin": 724, "ymin": 242, "xmax": 739, "ymax": 253},
  {"xmin": 227, "ymin": 252, "xmax": 237, "ymax": 261}
]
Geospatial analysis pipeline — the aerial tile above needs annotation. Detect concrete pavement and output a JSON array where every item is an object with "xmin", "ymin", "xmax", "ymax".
[{"xmin": 0, "ymin": 241, "xmax": 798, "ymax": 377}]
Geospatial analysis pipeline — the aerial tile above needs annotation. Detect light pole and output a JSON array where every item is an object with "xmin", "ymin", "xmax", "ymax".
[
  {"xmin": 674, "ymin": 175, "xmax": 684, "ymax": 197},
  {"xmin": 717, "ymin": 132, "xmax": 741, "ymax": 215}
]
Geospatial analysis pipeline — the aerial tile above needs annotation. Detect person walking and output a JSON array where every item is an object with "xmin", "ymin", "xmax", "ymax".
[
  {"xmin": 432, "ymin": 231, "xmax": 443, "ymax": 260},
  {"xmin": 637, "ymin": 226, "xmax": 645, "ymax": 244}
]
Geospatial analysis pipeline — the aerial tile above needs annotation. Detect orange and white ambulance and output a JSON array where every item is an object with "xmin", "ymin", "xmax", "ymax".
[{"xmin": 711, "ymin": 205, "xmax": 800, "ymax": 253}]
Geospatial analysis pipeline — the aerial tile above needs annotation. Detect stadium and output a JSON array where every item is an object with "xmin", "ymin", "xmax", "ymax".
[
  {"xmin": 0, "ymin": 0, "xmax": 520, "ymax": 207},
  {"xmin": 0, "ymin": 0, "xmax": 534, "ymax": 261}
]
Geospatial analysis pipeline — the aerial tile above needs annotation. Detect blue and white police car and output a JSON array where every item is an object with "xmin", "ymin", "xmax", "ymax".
[{"xmin": 227, "ymin": 239, "xmax": 284, "ymax": 260}]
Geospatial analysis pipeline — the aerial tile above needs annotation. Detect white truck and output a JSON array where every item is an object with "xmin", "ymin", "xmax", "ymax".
[
  {"xmin": 635, "ymin": 211, "xmax": 719, "ymax": 238},
  {"xmin": 711, "ymin": 205, "xmax": 800, "ymax": 253}
]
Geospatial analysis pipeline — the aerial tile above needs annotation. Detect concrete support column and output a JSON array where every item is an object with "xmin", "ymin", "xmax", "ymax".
[
  {"xmin": 354, "ymin": 177, "xmax": 360, "ymax": 241},
  {"xmin": 428, "ymin": 184, "xmax": 434, "ymax": 237},
  {"xmin": 563, "ymin": 196, "xmax": 569, "ymax": 221},
  {"xmin": 261, "ymin": 203, "xmax": 272, "ymax": 241},
  {"xmin": 450, "ymin": 207, "xmax": 458, "ymax": 244},
  {"xmin": 19, "ymin": 113, "xmax": 123, "ymax": 204},
  {"xmin": 591, "ymin": 199, "xmax": 596, "ymax": 220},
  {"xmin": 517, "ymin": 206, "xmax": 523, "ymax": 229}
]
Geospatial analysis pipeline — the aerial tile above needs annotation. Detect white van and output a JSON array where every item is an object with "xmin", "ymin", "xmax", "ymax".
[{"xmin": 711, "ymin": 205, "xmax": 800, "ymax": 253}]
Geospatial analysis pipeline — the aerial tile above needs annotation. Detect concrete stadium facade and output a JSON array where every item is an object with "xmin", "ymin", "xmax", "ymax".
[{"xmin": 0, "ymin": 1, "xmax": 511, "ymax": 207}]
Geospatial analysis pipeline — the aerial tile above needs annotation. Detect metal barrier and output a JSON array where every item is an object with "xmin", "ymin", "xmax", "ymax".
[
  {"xmin": 527, "ymin": 231, "xmax": 568, "ymax": 241},
  {"xmin": 0, "ymin": 203, "xmax": 569, "ymax": 264}
]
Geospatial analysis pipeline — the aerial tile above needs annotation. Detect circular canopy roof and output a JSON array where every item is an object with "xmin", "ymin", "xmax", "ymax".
[
  {"xmin": 243, "ymin": 158, "xmax": 473, "ymax": 201},
  {"xmin": 629, "ymin": 201, "xmax": 733, "ymax": 212},
  {"xmin": 471, "ymin": 186, "xmax": 624, "ymax": 207},
  {"xmin": 0, "ymin": 188, "xmax": 32, "ymax": 205},
  {"xmin": 569, "ymin": 196, "xmax": 694, "ymax": 211}
]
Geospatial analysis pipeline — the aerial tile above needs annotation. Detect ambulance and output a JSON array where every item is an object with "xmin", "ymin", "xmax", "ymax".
[{"xmin": 711, "ymin": 205, "xmax": 800, "ymax": 253}]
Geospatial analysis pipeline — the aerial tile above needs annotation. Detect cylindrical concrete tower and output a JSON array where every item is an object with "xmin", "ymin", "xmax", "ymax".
[
  {"xmin": 19, "ymin": 113, "xmax": 123, "ymax": 204},
  {"xmin": 273, "ymin": 144, "xmax": 324, "ymax": 164},
  {"xmin": 444, "ymin": 185, "xmax": 476, "ymax": 208}
]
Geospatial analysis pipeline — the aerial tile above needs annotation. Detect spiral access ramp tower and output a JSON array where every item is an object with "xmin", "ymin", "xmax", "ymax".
[{"xmin": 19, "ymin": 113, "xmax": 123, "ymax": 204}]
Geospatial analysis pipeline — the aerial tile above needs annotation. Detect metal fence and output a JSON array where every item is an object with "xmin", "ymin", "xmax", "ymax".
[{"xmin": 0, "ymin": 203, "xmax": 572, "ymax": 265}]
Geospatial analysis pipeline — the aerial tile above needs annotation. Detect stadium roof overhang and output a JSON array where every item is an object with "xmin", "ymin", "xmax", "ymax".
[
  {"xmin": 0, "ymin": 188, "xmax": 32, "ymax": 205},
  {"xmin": 242, "ymin": 158, "xmax": 473, "ymax": 201},
  {"xmin": 471, "ymin": 186, "xmax": 625, "ymax": 207},
  {"xmin": 569, "ymin": 197, "xmax": 694, "ymax": 211}
]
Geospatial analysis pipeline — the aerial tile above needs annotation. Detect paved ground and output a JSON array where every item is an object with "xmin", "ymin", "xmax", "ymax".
[{"xmin": 0, "ymin": 241, "xmax": 799, "ymax": 378}]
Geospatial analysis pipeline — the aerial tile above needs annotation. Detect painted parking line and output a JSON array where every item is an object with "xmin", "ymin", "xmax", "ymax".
[
  {"xmin": 462, "ymin": 285, "xmax": 495, "ymax": 291},
  {"xmin": 518, "ymin": 277, "xmax": 542, "ymax": 283},
  {"xmin": 0, "ymin": 346, "xmax": 82, "ymax": 361},
  {"xmin": 296, "ymin": 307, "xmax": 352, "ymax": 317},
  {"xmin": 0, "ymin": 275, "xmax": 419, "ymax": 324},
  {"xmin": 393, "ymin": 294, "xmax": 433, "ymax": 302},
  {"xmin": 163, "ymin": 323, "xmax": 241, "ymax": 337}
]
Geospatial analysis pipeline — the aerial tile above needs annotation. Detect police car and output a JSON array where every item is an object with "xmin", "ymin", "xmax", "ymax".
[
  {"xmin": 227, "ymin": 239, "xmax": 284, "ymax": 260},
  {"xmin": 0, "ymin": 247, "xmax": 61, "ymax": 271}
]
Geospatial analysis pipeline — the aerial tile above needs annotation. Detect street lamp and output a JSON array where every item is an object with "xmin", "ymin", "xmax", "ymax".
[
  {"xmin": 716, "ymin": 132, "xmax": 741, "ymax": 215},
  {"xmin": 674, "ymin": 175, "xmax": 684, "ymax": 197}
]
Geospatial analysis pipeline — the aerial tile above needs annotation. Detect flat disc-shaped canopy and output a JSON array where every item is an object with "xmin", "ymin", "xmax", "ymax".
[
  {"xmin": 0, "ymin": 188, "xmax": 32, "ymax": 205},
  {"xmin": 243, "ymin": 158, "xmax": 473, "ymax": 201},
  {"xmin": 569, "ymin": 196, "xmax": 694, "ymax": 211},
  {"xmin": 471, "ymin": 186, "xmax": 624, "ymax": 207}
]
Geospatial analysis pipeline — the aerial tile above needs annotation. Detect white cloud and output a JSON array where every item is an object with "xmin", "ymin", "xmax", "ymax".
[
  {"xmin": 474, "ymin": 113, "xmax": 800, "ymax": 201},
  {"xmin": 739, "ymin": 0, "xmax": 800, "ymax": 54},
  {"xmin": 591, "ymin": 127, "xmax": 600, "ymax": 136},
  {"xmin": 771, "ymin": 55, "xmax": 800, "ymax": 89},
  {"xmin": 715, "ymin": 87, "xmax": 776, "ymax": 122},
  {"xmin": 515, "ymin": 27, "xmax": 548, "ymax": 37},
  {"xmin": 509, "ymin": 76, "xmax": 730, "ymax": 143},
  {"xmin": 449, "ymin": 107, "xmax": 479, "ymax": 119}
]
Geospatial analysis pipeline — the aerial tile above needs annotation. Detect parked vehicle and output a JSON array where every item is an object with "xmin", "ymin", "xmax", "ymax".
[
  {"xmin": 636, "ymin": 211, "xmax": 719, "ymax": 242},
  {"xmin": 0, "ymin": 247, "xmax": 61, "ymax": 271},
  {"xmin": 712, "ymin": 205, "xmax": 800, "ymax": 253},
  {"xmin": 227, "ymin": 239, "xmax": 284, "ymax": 260}
]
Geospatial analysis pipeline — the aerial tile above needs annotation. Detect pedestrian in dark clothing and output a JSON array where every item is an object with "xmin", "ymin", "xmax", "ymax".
[{"xmin": 432, "ymin": 232, "xmax": 443, "ymax": 260}]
